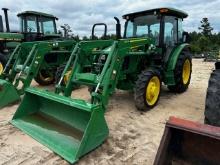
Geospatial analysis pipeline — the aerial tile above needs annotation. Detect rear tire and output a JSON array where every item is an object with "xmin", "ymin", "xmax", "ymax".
[
  {"xmin": 168, "ymin": 51, "xmax": 192, "ymax": 93},
  {"xmin": 204, "ymin": 69, "xmax": 220, "ymax": 126},
  {"xmin": 34, "ymin": 69, "xmax": 55, "ymax": 86},
  {"xmin": 0, "ymin": 53, "xmax": 7, "ymax": 75},
  {"xmin": 134, "ymin": 69, "xmax": 161, "ymax": 111}
]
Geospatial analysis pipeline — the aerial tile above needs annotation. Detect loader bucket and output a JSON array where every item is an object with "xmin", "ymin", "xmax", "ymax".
[
  {"xmin": 0, "ymin": 79, "xmax": 20, "ymax": 108},
  {"xmin": 154, "ymin": 117, "xmax": 220, "ymax": 165},
  {"xmin": 11, "ymin": 87, "xmax": 109, "ymax": 164}
]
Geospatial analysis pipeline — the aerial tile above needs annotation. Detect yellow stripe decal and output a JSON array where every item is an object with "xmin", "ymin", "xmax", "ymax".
[
  {"xmin": 130, "ymin": 38, "xmax": 148, "ymax": 43},
  {"xmin": 0, "ymin": 38, "xmax": 22, "ymax": 41}
]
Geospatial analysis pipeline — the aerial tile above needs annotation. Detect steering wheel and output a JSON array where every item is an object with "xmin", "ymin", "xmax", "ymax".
[{"xmin": 27, "ymin": 26, "xmax": 35, "ymax": 32}]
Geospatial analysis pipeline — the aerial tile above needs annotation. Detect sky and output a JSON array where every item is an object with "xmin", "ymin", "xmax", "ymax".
[{"xmin": 1, "ymin": 0, "xmax": 220, "ymax": 37}]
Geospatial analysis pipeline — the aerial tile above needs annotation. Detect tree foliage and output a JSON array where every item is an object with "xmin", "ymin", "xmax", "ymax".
[
  {"xmin": 198, "ymin": 18, "xmax": 213, "ymax": 36},
  {"xmin": 190, "ymin": 17, "xmax": 219, "ymax": 57},
  {"xmin": 60, "ymin": 24, "xmax": 72, "ymax": 38}
]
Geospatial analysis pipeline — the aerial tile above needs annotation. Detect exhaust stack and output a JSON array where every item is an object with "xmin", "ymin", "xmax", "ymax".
[
  {"xmin": 0, "ymin": 15, "xmax": 3, "ymax": 32},
  {"xmin": 114, "ymin": 17, "xmax": 121, "ymax": 39},
  {"xmin": 2, "ymin": 8, "xmax": 10, "ymax": 32}
]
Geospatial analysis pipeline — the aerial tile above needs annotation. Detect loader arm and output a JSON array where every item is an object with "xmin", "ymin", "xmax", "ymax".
[
  {"xmin": 57, "ymin": 38, "xmax": 154, "ymax": 109},
  {"xmin": 0, "ymin": 40, "xmax": 76, "ymax": 108}
]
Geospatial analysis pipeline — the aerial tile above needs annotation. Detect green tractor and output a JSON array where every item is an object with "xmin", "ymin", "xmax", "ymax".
[
  {"xmin": 0, "ymin": 8, "xmax": 60, "ymax": 74},
  {"xmin": 11, "ymin": 8, "xmax": 192, "ymax": 164},
  {"xmin": 0, "ymin": 40, "xmax": 76, "ymax": 108},
  {"xmin": 0, "ymin": 8, "xmax": 77, "ymax": 109}
]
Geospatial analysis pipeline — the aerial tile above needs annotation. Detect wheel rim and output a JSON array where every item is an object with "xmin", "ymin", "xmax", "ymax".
[
  {"xmin": 0, "ymin": 62, "xmax": 3, "ymax": 75},
  {"xmin": 64, "ymin": 70, "xmax": 71, "ymax": 85},
  {"xmin": 145, "ymin": 76, "xmax": 160, "ymax": 106},
  {"xmin": 39, "ymin": 70, "xmax": 54, "ymax": 82},
  {"xmin": 182, "ymin": 59, "xmax": 191, "ymax": 85}
]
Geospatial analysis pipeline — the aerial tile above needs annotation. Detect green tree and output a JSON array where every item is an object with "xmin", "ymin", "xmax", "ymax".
[
  {"xmin": 198, "ymin": 36, "xmax": 211, "ymax": 52},
  {"xmin": 190, "ymin": 44, "xmax": 201, "ymax": 54},
  {"xmin": 82, "ymin": 36, "xmax": 89, "ymax": 40},
  {"xmin": 198, "ymin": 18, "xmax": 213, "ymax": 36},
  {"xmin": 60, "ymin": 24, "xmax": 72, "ymax": 38},
  {"xmin": 70, "ymin": 34, "xmax": 80, "ymax": 41}
]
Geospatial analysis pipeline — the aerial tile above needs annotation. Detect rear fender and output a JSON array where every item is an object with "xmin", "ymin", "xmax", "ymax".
[{"xmin": 164, "ymin": 43, "xmax": 190, "ymax": 85}]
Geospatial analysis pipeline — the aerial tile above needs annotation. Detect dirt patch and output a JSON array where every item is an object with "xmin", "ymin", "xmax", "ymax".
[{"xmin": 0, "ymin": 59, "xmax": 214, "ymax": 165}]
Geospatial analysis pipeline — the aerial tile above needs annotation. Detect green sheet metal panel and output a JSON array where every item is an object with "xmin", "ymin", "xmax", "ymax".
[{"xmin": 0, "ymin": 79, "xmax": 20, "ymax": 108}]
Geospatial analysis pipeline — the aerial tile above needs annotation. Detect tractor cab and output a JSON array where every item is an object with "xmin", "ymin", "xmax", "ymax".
[
  {"xmin": 0, "ymin": 8, "xmax": 61, "ymax": 56},
  {"xmin": 122, "ymin": 8, "xmax": 189, "ymax": 54},
  {"xmin": 17, "ymin": 11, "xmax": 60, "ymax": 41},
  {"xmin": 0, "ymin": 8, "xmax": 61, "ymax": 75}
]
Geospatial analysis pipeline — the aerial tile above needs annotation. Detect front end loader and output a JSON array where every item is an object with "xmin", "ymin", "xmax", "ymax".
[
  {"xmin": 0, "ymin": 40, "xmax": 76, "ymax": 108},
  {"xmin": 11, "ymin": 8, "xmax": 192, "ymax": 163},
  {"xmin": 154, "ymin": 117, "xmax": 220, "ymax": 165}
]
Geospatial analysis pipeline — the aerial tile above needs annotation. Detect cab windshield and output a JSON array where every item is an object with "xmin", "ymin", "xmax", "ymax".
[
  {"xmin": 125, "ymin": 14, "xmax": 160, "ymax": 43},
  {"xmin": 19, "ymin": 16, "xmax": 56, "ymax": 34},
  {"xmin": 39, "ymin": 17, "xmax": 56, "ymax": 34}
]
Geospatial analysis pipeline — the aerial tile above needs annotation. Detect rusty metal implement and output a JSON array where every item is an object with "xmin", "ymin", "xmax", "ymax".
[{"xmin": 154, "ymin": 116, "xmax": 220, "ymax": 165}]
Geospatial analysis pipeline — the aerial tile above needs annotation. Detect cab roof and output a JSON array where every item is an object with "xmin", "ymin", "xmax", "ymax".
[
  {"xmin": 123, "ymin": 8, "xmax": 188, "ymax": 19},
  {"xmin": 17, "ymin": 11, "xmax": 58, "ymax": 20}
]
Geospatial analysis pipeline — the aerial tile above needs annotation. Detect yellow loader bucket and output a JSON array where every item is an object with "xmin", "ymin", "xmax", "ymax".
[
  {"xmin": 0, "ymin": 79, "xmax": 20, "ymax": 108},
  {"xmin": 11, "ymin": 87, "xmax": 109, "ymax": 164}
]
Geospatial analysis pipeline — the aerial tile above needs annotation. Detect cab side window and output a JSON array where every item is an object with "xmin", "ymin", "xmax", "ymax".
[
  {"xmin": 178, "ymin": 18, "xmax": 183, "ymax": 42},
  {"xmin": 164, "ymin": 16, "xmax": 177, "ymax": 47},
  {"xmin": 26, "ymin": 16, "xmax": 37, "ymax": 33}
]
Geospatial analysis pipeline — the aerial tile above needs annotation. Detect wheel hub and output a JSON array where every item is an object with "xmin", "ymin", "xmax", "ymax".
[
  {"xmin": 39, "ymin": 70, "xmax": 54, "ymax": 82},
  {"xmin": 146, "ymin": 76, "xmax": 160, "ymax": 106},
  {"xmin": 182, "ymin": 59, "xmax": 191, "ymax": 85},
  {"xmin": 0, "ymin": 62, "xmax": 3, "ymax": 75},
  {"xmin": 64, "ymin": 70, "xmax": 71, "ymax": 85}
]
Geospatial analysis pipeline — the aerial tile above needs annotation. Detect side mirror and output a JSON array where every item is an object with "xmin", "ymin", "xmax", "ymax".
[
  {"xmin": 0, "ymin": 15, "xmax": 3, "ymax": 32},
  {"xmin": 183, "ymin": 31, "xmax": 191, "ymax": 43}
]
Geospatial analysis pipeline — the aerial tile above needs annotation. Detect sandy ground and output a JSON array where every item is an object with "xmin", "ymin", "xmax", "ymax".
[{"xmin": 0, "ymin": 59, "xmax": 214, "ymax": 165}]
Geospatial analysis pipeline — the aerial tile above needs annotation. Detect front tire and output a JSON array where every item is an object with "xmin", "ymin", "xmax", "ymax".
[
  {"xmin": 134, "ymin": 69, "xmax": 161, "ymax": 111},
  {"xmin": 34, "ymin": 69, "xmax": 55, "ymax": 86},
  {"xmin": 168, "ymin": 51, "xmax": 192, "ymax": 93},
  {"xmin": 204, "ymin": 69, "xmax": 220, "ymax": 126}
]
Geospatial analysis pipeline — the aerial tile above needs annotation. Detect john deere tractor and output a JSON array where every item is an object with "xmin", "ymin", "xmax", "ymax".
[
  {"xmin": 0, "ymin": 9, "xmax": 76, "ymax": 108},
  {"xmin": 0, "ymin": 8, "xmax": 60, "ymax": 74},
  {"xmin": 11, "ymin": 8, "xmax": 192, "ymax": 164}
]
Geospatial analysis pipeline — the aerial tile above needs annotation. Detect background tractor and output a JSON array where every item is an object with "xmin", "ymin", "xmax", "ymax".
[
  {"xmin": 0, "ymin": 40, "xmax": 76, "ymax": 109},
  {"xmin": 11, "ymin": 8, "xmax": 192, "ymax": 164},
  {"xmin": 0, "ymin": 8, "xmax": 60, "ymax": 74}
]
